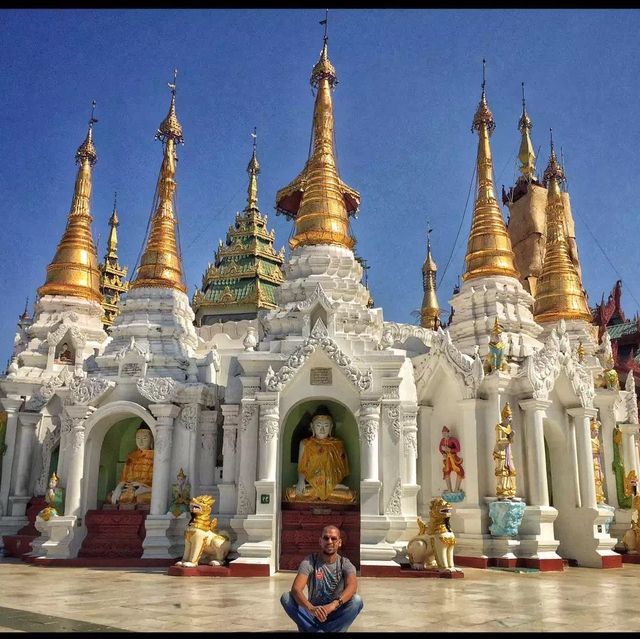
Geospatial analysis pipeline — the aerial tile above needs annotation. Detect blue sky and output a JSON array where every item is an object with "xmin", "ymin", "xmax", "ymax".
[{"xmin": 2, "ymin": 9, "xmax": 640, "ymax": 366}]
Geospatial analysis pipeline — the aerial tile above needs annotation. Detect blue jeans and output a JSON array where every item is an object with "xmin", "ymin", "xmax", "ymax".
[{"xmin": 280, "ymin": 591, "xmax": 364, "ymax": 633}]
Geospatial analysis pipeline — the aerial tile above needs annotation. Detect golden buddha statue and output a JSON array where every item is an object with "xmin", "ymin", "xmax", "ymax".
[
  {"xmin": 108, "ymin": 424, "xmax": 154, "ymax": 505},
  {"xmin": 285, "ymin": 406, "xmax": 356, "ymax": 504}
]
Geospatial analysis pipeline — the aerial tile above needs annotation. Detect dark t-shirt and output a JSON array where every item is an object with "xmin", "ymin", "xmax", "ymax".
[{"xmin": 297, "ymin": 553, "xmax": 356, "ymax": 606}]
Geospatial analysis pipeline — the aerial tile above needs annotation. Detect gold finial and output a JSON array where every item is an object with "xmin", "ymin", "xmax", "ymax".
[
  {"xmin": 491, "ymin": 316, "xmax": 503, "ymax": 338},
  {"xmin": 131, "ymin": 73, "xmax": 187, "ymax": 293},
  {"xmin": 463, "ymin": 61, "xmax": 519, "ymax": 282},
  {"xmin": 157, "ymin": 69, "xmax": 183, "ymax": 143},
  {"xmin": 420, "ymin": 225, "xmax": 440, "ymax": 329},
  {"xmin": 75, "ymin": 100, "xmax": 98, "ymax": 166},
  {"xmin": 533, "ymin": 132, "xmax": 590, "ymax": 324},
  {"xmin": 38, "ymin": 103, "xmax": 103, "ymax": 303},
  {"xmin": 576, "ymin": 338, "xmax": 585, "ymax": 363},
  {"xmin": 517, "ymin": 83, "xmax": 536, "ymax": 181},
  {"xmin": 501, "ymin": 402, "xmax": 512, "ymax": 420},
  {"xmin": 177, "ymin": 468, "xmax": 187, "ymax": 480},
  {"xmin": 543, "ymin": 128, "xmax": 565, "ymax": 184},
  {"xmin": 276, "ymin": 22, "xmax": 360, "ymax": 251},
  {"xmin": 246, "ymin": 128, "xmax": 260, "ymax": 210},
  {"xmin": 105, "ymin": 192, "xmax": 119, "ymax": 259}
]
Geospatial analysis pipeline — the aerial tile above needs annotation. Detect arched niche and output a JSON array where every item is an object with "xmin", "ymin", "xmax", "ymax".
[
  {"xmin": 280, "ymin": 398, "xmax": 360, "ymax": 500},
  {"xmin": 96, "ymin": 416, "xmax": 146, "ymax": 505},
  {"xmin": 82, "ymin": 401, "xmax": 156, "ymax": 512}
]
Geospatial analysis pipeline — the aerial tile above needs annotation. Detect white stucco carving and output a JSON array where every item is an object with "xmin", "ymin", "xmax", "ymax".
[
  {"xmin": 358, "ymin": 402, "xmax": 380, "ymax": 445},
  {"xmin": 625, "ymin": 372, "xmax": 639, "ymax": 424},
  {"xmin": 264, "ymin": 319, "xmax": 372, "ymax": 392},
  {"xmin": 385, "ymin": 478, "xmax": 403, "ymax": 516},
  {"xmin": 69, "ymin": 376, "xmax": 115, "ymax": 406},
  {"xmin": 137, "ymin": 377, "xmax": 180, "ymax": 404}
]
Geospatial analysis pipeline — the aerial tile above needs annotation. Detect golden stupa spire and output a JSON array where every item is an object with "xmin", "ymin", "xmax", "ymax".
[
  {"xmin": 518, "ymin": 82, "xmax": 536, "ymax": 181},
  {"xmin": 420, "ymin": 226, "xmax": 440, "ymax": 330},
  {"xmin": 130, "ymin": 70, "xmax": 186, "ymax": 293},
  {"xmin": 533, "ymin": 130, "xmax": 591, "ymax": 323},
  {"xmin": 106, "ymin": 192, "xmax": 119, "ymax": 260},
  {"xmin": 275, "ymin": 13, "xmax": 360, "ymax": 251},
  {"xmin": 38, "ymin": 101, "xmax": 103, "ymax": 304},
  {"xmin": 463, "ymin": 60, "xmax": 519, "ymax": 282},
  {"xmin": 246, "ymin": 127, "xmax": 260, "ymax": 210}
]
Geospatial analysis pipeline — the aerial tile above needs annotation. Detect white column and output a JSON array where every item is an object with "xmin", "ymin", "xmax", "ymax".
[
  {"xmin": 519, "ymin": 399, "xmax": 551, "ymax": 507},
  {"xmin": 619, "ymin": 423, "xmax": 640, "ymax": 482},
  {"xmin": 568, "ymin": 407, "xmax": 598, "ymax": 509},
  {"xmin": 62, "ymin": 406, "xmax": 95, "ymax": 517},
  {"xmin": 12, "ymin": 412, "xmax": 41, "ymax": 497},
  {"xmin": 358, "ymin": 400, "xmax": 381, "ymax": 482},
  {"xmin": 221, "ymin": 404, "xmax": 239, "ymax": 483},
  {"xmin": 401, "ymin": 406, "xmax": 418, "ymax": 485},
  {"xmin": 171, "ymin": 403, "xmax": 198, "ymax": 486},
  {"xmin": 0, "ymin": 397, "xmax": 23, "ymax": 514},
  {"xmin": 236, "ymin": 401, "xmax": 258, "ymax": 515},
  {"xmin": 148, "ymin": 403, "xmax": 180, "ymax": 516},
  {"xmin": 198, "ymin": 410, "xmax": 218, "ymax": 489},
  {"xmin": 257, "ymin": 397, "xmax": 279, "ymax": 482},
  {"xmin": 417, "ymin": 404, "xmax": 433, "ymax": 513},
  {"xmin": 594, "ymin": 391, "xmax": 619, "ymax": 506}
]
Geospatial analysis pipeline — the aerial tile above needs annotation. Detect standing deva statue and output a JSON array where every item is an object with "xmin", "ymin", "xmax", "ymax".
[
  {"xmin": 439, "ymin": 426, "xmax": 464, "ymax": 501},
  {"xmin": 169, "ymin": 468, "xmax": 191, "ymax": 517},
  {"xmin": 590, "ymin": 418, "xmax": 606, "ymax": 504},
  {"xmin": 38, "ymin": 472, "xmax": 65, "ymax": 521},
  {"xmin": 484, "ymin": 318, "xmax": 507, "ymax": 373},
  {"xmin": 493, "ymin": 402, "xmax": 517, "ymax": 499},
  {"xmin": 285, "ymin": 405, "xmax": 357, "ymax": 504}
]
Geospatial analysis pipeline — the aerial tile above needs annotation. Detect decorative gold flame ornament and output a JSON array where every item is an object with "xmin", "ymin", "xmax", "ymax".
[
  {"xmin": 275, "ymin": 36, "xmax": 360, "ymax": 251},
  {"xmin": 38, "ymin": 102, "xmax": 103, "ymax": 304},
  {"xmin": 130, "ymin": 70, "xmax": 186, "ymax": 293},
  {"xmin": 420, "ymin": 231, "xmax": 440, "ymax": 329},
  {"xmin": 533, "ymin": 131, "xmax": 591, "ymax": 323},
  {"xmin": 463, "ymin": 61, "xmax": 519, "ymax": 282}
]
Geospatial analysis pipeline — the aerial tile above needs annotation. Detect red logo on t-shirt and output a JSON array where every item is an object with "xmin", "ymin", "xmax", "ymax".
[{"xmin": 315, "ymin": 569, "xmax": 323, "ymax": 580}]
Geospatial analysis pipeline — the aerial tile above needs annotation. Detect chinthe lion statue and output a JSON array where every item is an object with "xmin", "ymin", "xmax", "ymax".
[
  {"xmin": 621, "ymin": 493, "xmax": 640, "ymax": 554},
  {"xmin": 175, "ymin": 495, "xmax": 231, "ymax": 567},
  {"xmin": 407, "ymin": 497, "xmax": 459, "ymax": 572}
]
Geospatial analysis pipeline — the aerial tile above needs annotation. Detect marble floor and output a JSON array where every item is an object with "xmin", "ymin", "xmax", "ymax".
[{"xmin": 0, "ymin": 558, "xmax": 636, "ymax": 633}]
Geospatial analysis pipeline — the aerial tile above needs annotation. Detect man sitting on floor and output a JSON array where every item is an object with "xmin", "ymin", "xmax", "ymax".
[{"xmin": 280, "ymin": 524, "xmax": 363, "ymax": 633}]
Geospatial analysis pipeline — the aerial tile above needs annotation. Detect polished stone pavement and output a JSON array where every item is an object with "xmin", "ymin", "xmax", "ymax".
[{"xmin": 0, "ymin": 558, "xmax": 636, "ymax": 633}]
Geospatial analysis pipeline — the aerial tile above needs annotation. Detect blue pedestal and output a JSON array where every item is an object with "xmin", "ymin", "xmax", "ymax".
[
  {"xmin": 488, "ymin": 500, "xmax": 526, "ymax": 537},
  {"xmin": 442, "ymin": 491, "xmax": 465, "ymax": 503}
]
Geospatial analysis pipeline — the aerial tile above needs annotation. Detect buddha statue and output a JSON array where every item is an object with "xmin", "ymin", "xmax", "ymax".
[
  {"xmin": 285, "ymin": 406, "xmax": 357, "ymax": 504},
  {"xmin": 107, "ymin": 423, "xmax": 154, "ymax": 506}
]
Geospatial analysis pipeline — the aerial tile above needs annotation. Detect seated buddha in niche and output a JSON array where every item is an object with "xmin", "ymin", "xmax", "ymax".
[
  {"xmin": 107, "ymin": 423, "xmax": 154, "ymax": 505},
  {"xmin": 285, "ymin": 406, "xmax": 357, "ymax": 504}
]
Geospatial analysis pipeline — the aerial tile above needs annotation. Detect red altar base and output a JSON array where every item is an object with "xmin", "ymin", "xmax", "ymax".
[
  {"xmin": 360, "ymin": 563, "xmax": 464, "ymax": 578},
  {"xmin": 167, "ymin": 562, "xmax": 270, "ymax": 577},
  {"xmin": 78, "ymin": 507, "xmax": 148, "ymax": 558},
  {"xmin": 280, "ymin": 502, "xmax": 360, "ymax": 571},
  {"xmin": 27, "ymin": 556, "xmax": 176, "ymax": 568},
  {"xmin": 455, "ymin": 555, "xmax": 565, "ymax": 572},
  {"xmin": 619, "ymin": 553, "xmax": 640, "ymax": 564},
  {"xmin": 2, "ymin": 496, "xmax": 47, "ymax": 558}
]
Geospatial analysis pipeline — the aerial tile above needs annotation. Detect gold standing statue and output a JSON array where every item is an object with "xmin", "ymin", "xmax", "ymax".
[
  {"xmin": 493, "ymin": 402, "xmax": 517, "ymax": 499},
  {"xmin": 590, "ymin": 417, "xmax": 606, "ymax": 504},
  {"xmin": 107, "ymin": 423, "xmax": 154, "ymax": 505},
  {"xmin": 285, "ymin": 406, "xmax": 356, "ymax": 504}
]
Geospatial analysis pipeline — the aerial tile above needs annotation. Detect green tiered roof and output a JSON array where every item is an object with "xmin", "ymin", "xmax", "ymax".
[{"xmin": 193, "ymin": 135, "xmax": 284, "ymax": 323}]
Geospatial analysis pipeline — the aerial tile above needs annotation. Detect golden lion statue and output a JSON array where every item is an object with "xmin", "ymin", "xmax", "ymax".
[
  {"xmin": 406, "ymin": 497, "xmax": 459, "ymax": 572},
  {"xmin": 174, "ymin": 495, "xmax": 231, "ymax": 568}
]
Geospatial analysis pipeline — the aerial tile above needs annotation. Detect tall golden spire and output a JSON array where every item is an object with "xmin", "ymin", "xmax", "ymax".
[
  {"xmin": 420, "ymin": 228, "xmax": 440, "ymax": 330},
  {"xmin": 38, "ymin": 101, "xmax": 103, "ymax": 304},
  {"xmin": 275, "ymin": 17, "xmax": 360, "ymax": 251},
  {"xmin": 247, "ymin": 127, "xmax": 260, "ymax": 210},
  {"xmin": 130, "ymin": 70, "xmax": 186, "ymax": 293},
  {"xmin": 463, "ymin": 60, "xmax": 519, "ymax": 282},
  {"xmin": 518, "ymin": 82, "xmax": 536, "ymax": 181},
  {"xmin": 533, "ymin": 130, "xmax": 591, "ymax": 323}
]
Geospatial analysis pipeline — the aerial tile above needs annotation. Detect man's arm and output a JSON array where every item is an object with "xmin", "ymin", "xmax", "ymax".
[
  {"xmin": 315, "ymin": 572, "xmax": 359, "ymax": 620},
  {"xmin": 290, "ymin": 572, "xmax": 314, "ymax": 611}
]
